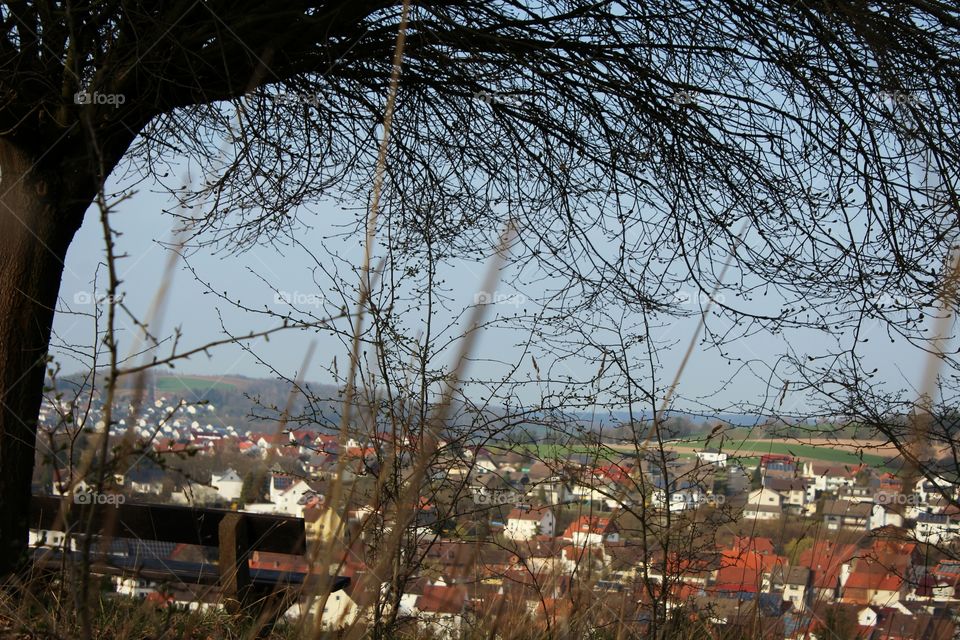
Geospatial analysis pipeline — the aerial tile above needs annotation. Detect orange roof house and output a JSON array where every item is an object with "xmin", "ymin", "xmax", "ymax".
[{"xmin": 562, "ymin": 515, "xmax": 618, "ymax": 542}]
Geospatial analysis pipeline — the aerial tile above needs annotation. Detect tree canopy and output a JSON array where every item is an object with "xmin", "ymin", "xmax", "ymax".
[{"xmin": 2, "ymin": 0, "xmax": 960, "ymax": 582}]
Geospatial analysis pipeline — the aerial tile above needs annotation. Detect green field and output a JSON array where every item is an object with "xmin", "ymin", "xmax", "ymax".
[
  {"xmin": 506, "ymin": 444, "xmax": 596, "ymax": 459},
  {"xmin": 514, "ymin": 439, "xmax": 890, "ymax": 469},
  {"xmin": 513, "ymin": 442, "xmax": 697, "ymax": 461},
  {"xmin": 720, "ymin": 440, "xmax": 889, "ymax": 467}
]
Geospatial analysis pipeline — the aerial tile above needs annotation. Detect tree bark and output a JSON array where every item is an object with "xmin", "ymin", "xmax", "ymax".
[{"xmin": 0, "ymin": 140, "xmax": 87, "ymax": 576}]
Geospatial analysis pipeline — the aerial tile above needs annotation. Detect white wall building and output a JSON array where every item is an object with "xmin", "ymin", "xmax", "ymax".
[
  {"xmin": 114, "ymin": 576, "xmax": 158, "ymax": 599},
  {"xmin": 915, "ymin": 513, "xmax": 960, "ymax": 544},
  {"xmin": 743, "ymin": 487, "xmax": 783, "ymax": 520},
  {"xmin": 504, "ymin": 507, "xmax": 555, "ymax": 540},
  {"xmin": 869, "ymin": 503, "xmax": 904, "ymax": 531},
  {"xmin": 696, "ymin": 450, "xmax": 728, "ymax": 468},
  {"xmin": 211, "ymin": 468, "xmax": 244, "ymax": 502}
]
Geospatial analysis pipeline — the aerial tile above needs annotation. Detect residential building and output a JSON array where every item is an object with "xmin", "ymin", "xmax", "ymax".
[
  {"xmin": 562, "ymin": 515, "xmax": 619, "ymax": 547},
  {"xmin": 743, "ymin": 487, "xmax": 783, "ymax": 521},
  {"xmin": 696, "ymin": 449, "xmax": 728, "ymax": 468},
  {"xmin": 763, "ymin": 477, "xmax": 811, "ymax": 515},
  {"xmin": 113, "ymin": 576, "xmax": 158, "ymax": 599},
  {"xmin": 802, "ymin": 462, "xmax": 860, "ymax": 494},
  {"xmin": 504, "ymin": 506, "xmax": 556, "ymax": 540},
  {"xmin": 821, "ymin": 499, "xmax": 872, "ymax": 531},
  {"xmin": 211, "ymin": 468, "xmax": 243, "ymax": 502},
  {"xmin": 415, "ymin": 579, "xmax": 468, "ymax": 640},
  {"xmin": 915, "ymin": 512, "xmax": 960, "ymax": 544},
  {"xmin": 869, "ymin": 503, "xmax": 904, "ymax": 531},
  {"xmin": 782, "ymin": 566, "xmax": 809, "ymax": 609}
]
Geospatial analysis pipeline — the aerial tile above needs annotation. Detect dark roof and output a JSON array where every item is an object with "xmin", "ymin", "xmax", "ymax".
[
  {"xmin": 784, "ymin": 566, "xmax": 810, "ymax": 586},
  {"xmin": 763, "ymin": 476, "xmax": 808, "ymax": 492},
  {"xmin": 917, "ymin": 512, "xmax": 953, "ymax": 524},
  {"xmin": 821, "ymin": 499, "xmax": 872, "ymax": 518}
]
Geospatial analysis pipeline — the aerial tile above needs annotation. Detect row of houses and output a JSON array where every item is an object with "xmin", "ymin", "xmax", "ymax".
[{"xmin": 737, "ymin": 455, "xmax": 960, "ymax": 544}]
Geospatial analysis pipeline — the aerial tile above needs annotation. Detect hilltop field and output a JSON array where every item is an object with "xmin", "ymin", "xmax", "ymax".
[{"xmin": 520, "ymin": 437, "xmax": 900, "ymax": 469}]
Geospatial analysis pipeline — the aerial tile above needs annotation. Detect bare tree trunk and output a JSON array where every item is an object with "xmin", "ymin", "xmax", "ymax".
[{"xmin": 0, "ymin": 140, "xmax": 86, "ymax": 576}]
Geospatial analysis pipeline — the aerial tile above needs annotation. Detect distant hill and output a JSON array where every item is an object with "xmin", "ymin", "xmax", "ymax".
[
  {"xmin": 58, "ymin": 372, "xmax": 343, "ymax": 431},
  {"xmin": 56, "ymin": 372, "xmax": 795, "ymax": 438}
]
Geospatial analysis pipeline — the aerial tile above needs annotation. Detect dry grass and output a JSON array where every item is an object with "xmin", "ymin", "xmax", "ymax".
[{"xmin": 0, "ymin": 588, "xmax": 298, "ymax": 639}]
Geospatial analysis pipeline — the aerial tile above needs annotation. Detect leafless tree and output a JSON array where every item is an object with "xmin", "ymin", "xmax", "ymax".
[{"xmin": 1, "ymin": 2, "xmax": 958, "ymax": 606}]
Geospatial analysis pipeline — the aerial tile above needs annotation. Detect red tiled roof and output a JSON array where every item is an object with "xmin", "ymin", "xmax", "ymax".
[
  {"xmin": 254, "ymin": 433, "xmax": 288, "ymax": 445},
  {"xmin": 507, "ymin": 506, "xmax": 551, "ymax": 522},
  {"xmin": 417, "ymin": 584, "xmax": 466, "ymax": 614},
  {"xmin": 713, "ymin": 565, "xmax": 762, "ymax": 594},
  {"xmin": 844, "ymin": 569, "xmax": 903, "ymax": 592},
  {"xmin": 732, "ymin": 536, "xmax": 775, "ymax": 555},
  {"xmin": 720, "ymin": 547, "xmax": 785, "ymax": 573},
  {"xmin": 798, "ymin": 541, "xmax": 857, "ymax": 574},
  {"xmin": 562, "ymin": 515, "xmax": 616, "ymax": 538}
]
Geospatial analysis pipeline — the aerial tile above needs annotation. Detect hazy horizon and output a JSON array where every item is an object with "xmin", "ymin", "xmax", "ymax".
[{"xmin": 51, "ymin": 171, "xmax": 939, "ymax": 417}]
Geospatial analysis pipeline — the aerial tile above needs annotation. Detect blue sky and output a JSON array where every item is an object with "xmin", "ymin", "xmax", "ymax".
[{"xmin": 52, "ymin": 174, "xmax": 938, "ymax": 416}]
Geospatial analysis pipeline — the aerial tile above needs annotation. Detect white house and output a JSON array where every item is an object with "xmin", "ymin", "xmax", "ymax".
[
  {"xmin": 211, "ymin": 468, "xmax": 244, "ymax": 502},
  {"xmin": 652, "ymin": 486, "xmax": 706, "ymax": 512},
  {"xmin": 802, "ymin": 462, "xmax": 856, "ymax": 494},
  {"xmin": 29, "ymin": 529, "xmax": 67, "ymax": 549},
  {"xmin": 269, "ymin": 473, "xmax": 297, "ymax": 504},
  {"xmin": 127, "ymin": 468, "xmax": 165, "ymax": 495},
  {"xmin": 284, "ymin": 589, "xmax": 362, "ymax": 629},
  {"xmin": 529, "ymin": 476, "xmax": 570, "ymax": 505},
  {"xmin": 869, "ymin": 503, "xmax": 904, "ymax": 531},
  {"xmin": 915, "ymin": 512, "xmax": 960, "ymax": 544},
  {"xmin": 743, "ymin": 488, "xmax": 783, "ymax": 521},
  {"xmin": 857, "ymin": 606, "xmax": 879, "ymax": 628},
  {"xmin": 782, "ymin": 566, "xmax": 809, "ymax": 610},
  {"xmin": 504, "ymin": 507, "xmax": 556, "ymax": 540},
  {"xmin": 114, "ymin": 576, "xmax": 158, "ymax": 599},
  {"xmin": 915, "ymin": 475, "xmax": 960, "ymax": 504},
  {"xmin": 473, "ymin": 456, "xmax": 498, "ymax": 475},
  {"xmin": 763, "ymin": 477, "xmax": 812, "ymax": 515},
  {"xmin": 562, "ymin": 515, "xmax": 619, "ymax": 547},
  {"xmin": 267, "ymin": 475, "xmax": 323, "ymax": 516},
  {"xmin": 169, "ymin": 481, "xmax": 219, "ymax": 506},
  {"xmin": 567, "ymin": 481, "xmax": 612, "ymax": 504},
  {"xmin": 414, "ymin": 579, "xmax": 467, "ymax": 640},
  {"xmin": 696, "ymin": 449, "xmax": 728, "ymax": 468},
  {"xmin": 242, "ymin": 475, "xmax": 313, "ymax": 516},
  {"xmin": 821, "ymin": 499, "xmax": 872, "ymax": 531}
]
